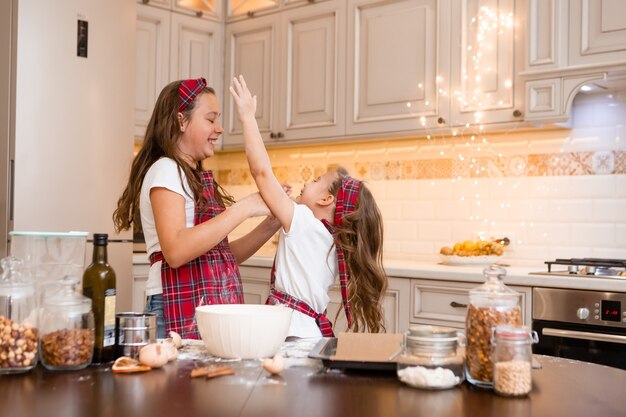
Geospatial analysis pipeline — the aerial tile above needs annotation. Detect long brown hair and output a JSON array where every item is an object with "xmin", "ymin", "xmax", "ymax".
[
  {"xmin": 329, "ymin": 167, "xmax": 387, "ymax": 333},
  {"xmin": 113, "ymin": 80, "xmax": 234, "ymax": 233}
]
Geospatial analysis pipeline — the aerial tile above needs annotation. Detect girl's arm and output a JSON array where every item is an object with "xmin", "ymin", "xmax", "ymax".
[
  {"xmin": 229, "ymin": 215, "xmax": 281, "ymax": 263},
  {"xmin": 229, "ymin": 75, "xmax": 296, "ymax": 232},
  {"xmin": 151, "ymin": 187, "xmax": 269, "ymax": 268}
]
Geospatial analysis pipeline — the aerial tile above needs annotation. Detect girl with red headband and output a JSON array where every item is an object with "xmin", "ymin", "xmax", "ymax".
[
  {"xmin": 230, "ymin": 75, "xmax": 388, "ymax": 337},
  {"xmin": 114, "ymin": 78, "xmax": 281, "ymax": 339}
]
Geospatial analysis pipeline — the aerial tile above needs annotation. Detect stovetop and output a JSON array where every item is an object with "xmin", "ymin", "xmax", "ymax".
[{"xmin": 533, "ymin": 258, "xmax": 626, "ymax": 280}]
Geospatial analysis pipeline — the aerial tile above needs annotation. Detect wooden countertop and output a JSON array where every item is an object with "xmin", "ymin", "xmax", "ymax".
[{"xmin": 3, "ymin": 345, "xmax": 625, "ymax": 417}]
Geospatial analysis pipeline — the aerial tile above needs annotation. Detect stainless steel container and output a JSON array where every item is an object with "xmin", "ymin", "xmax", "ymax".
[{"xmin": 115, "ymin": 312, "xmax": 156, "ymax": 359}]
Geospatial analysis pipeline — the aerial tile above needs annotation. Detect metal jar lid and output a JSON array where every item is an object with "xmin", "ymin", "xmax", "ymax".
[{"xmin": 405, "ymin": 325, "xmax": 460, "ymax": 356}]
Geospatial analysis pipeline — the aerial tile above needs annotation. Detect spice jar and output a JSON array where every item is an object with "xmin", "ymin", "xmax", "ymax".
[
  {"xmin": 40, "ymin": 277, "xmax": 95, "ymax": 370},
  {"xmin": 397, "ymin": 325, "xmax": 465, "ymax": 389},
  {"xmin": 465, "ymin": 265, "xmax": 522, "ymax": 388},
  {"xmin": 0, "ymin": 256, "xmax": 39, "ymax": 374},
  {"xmin": 492, "ymin": 325, "xmax": 538, "ymax": 396}
]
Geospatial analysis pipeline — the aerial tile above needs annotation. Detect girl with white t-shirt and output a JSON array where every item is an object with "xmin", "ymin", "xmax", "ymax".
[
  {"xmin": 230, "ymin": 75, "xmax": 388, "ymax": 338},
  {"xmin": 114, "ymin": 78, "xmax": 280, "ymax": 339}
]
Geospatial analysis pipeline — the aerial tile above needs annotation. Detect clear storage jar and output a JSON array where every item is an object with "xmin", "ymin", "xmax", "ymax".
[
  {"xmin": 0, "ymin": 257, "xmax": 39, "ymax": 374},
  {"xmin": 40, "ymin": 277, "xmax": 94, "ymax": 370},
  {"xmin": 465, "ymin": 265, "xmax": 522, "ymax": 388},
  {"xmin": 397, "ymin": 325, "xmax": 465, "ymax": 389},
  {"xmin": 492, "ymin": 325, "xmax": 538, "ymax": 396}
]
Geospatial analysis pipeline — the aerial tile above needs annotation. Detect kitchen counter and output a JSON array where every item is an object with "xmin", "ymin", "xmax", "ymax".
[
  {"xmin": 3, "ymin": 339, "xmax": 625, "ymax": 417},
  {"xmin": 133, "ymin": 252, "xmax": 626, "ymax": 292}
]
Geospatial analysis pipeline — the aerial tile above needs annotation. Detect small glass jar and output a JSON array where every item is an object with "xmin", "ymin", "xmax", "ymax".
[
  {"xmin": 40, "ymin": 277, "xmax": 95, "ymax": 371},
  {"xmin": 0, "ymin": 256, "xmax": 39, "ymax": 374},
  {"xmin": 465, "ymin": 265, "xmax": 522, "ymax": 388},
  {"xmin": 397, "ymin": 325, "xmax": 465, "ymax": 389},
  {"xmin": 492, "ymin": 325, "xmax": 538, "ymax": 397}
]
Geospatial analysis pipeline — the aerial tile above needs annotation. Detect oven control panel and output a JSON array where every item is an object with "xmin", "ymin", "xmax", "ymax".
[{"xmin": 533, "ymin": 288, "xmax": 626, "ymax": 328}]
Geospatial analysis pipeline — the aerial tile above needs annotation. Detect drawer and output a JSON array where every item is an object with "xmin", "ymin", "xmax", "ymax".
[
  {"xmin": 410, "ymin": 279, "xmax": 531, "ymax": 329},
  {"xmin": 410, "ymin": 279, "xmax": 474, "ymax": 329}
]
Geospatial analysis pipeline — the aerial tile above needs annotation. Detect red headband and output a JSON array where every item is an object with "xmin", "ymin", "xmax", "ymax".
[
  {"xmin": 333, "ymin": 176, "xmax": 361, "ymax": 226},
  {"xmin": 179, "ymin": 78, "xmax": 207, "ymax": 112}
]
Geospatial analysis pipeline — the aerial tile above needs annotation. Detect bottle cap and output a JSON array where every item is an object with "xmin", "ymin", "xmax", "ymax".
[{"xmin": 93, "ymin": 233, "xmax": 108, "ymax": 245}]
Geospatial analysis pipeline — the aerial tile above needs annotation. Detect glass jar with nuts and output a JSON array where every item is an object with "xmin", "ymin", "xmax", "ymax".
[
  {"xmin": 0, "ymin": 256, "xmax": 39, "ymax": 374},
  {"xmin": 40, "ymin": 277, "xmax": 94, "ymax": 371},
  {"xmin": 465, "ymin": 265, "xmax": 522, "ymax": 388},
  {"xmin": 491, "ymin": 324, "xmax": 538, "ymax": 396}
]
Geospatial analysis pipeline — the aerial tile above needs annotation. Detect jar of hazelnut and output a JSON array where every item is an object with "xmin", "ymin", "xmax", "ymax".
[
  {"xmin": 465, "ymin": 265, "xmax": 522, "ymax": 388},
  {"xmin": 0, "ymin": 256, "xmax": 39, "ymax": 374},
  {"xmin": 40, "ymin": 277, "xmax": 95, "ymax": 371}
]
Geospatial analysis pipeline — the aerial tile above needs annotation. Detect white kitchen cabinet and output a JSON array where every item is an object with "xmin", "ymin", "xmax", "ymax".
[
  {"xmin": 327, "ymin": 277, "xmax": 411, "ymax": 334},
  {"xmin": 239, "ymin": 265, "xmax": 271, "ymax": 304},
  {"xmin": 135, "ymin": 5, "xmax": 171, "ymax": 139},
  {"xmin": 346, "ymin": 0, "xmax": 452, "ymax": 135},
  {"xmin": 223, "ymin": 0, "xmax": 345, "ymax": 147},
  {"xmin": 132, "ymin": 260, "xmax": 150, "ymax": 312},
  {"xmin": 135, "ymin": 3, "xmax": 223, "ymax": 140},
  {"xmin": 523, "ymin": 0, "xmax": 626, "ymax": 122},
  {"xmin": 138, "ymin": 0, "xmax": 221, "ymax": 20},
  {"xmin": 173, "ymin": 0, "xmax": 222, "ymax": 20},
  {"xmin": 409, "ymin": 278, "xmax": 532, "ymax": 330},
  {"xmin": 449, "ymin": 0, "xmax": 525, "ymax": 126},
  {"xmin": 227, "ymin": 0, "xmax": 333, "ymax": 19},
  {"xmin": 568, "ymin": 0, "xmax": 626, "ymax": 67}
]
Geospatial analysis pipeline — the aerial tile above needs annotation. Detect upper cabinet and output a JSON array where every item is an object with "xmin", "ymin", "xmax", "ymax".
[
  {"xmin": 226, "ymin": 0, "xmax": 333, "ymax": 19},
  {"xmin": 223, "ymin": 0, "xmax": 345, "ymax": 147},
  {"xmin": 524, "ymin": 0, "xmax": 626, "ymax": 122},
  {"xmin": 449, "ymin": 0, "xmax": 525, "ymax": 126},
  {"xmin": 346, "ymin": 0, "xmax": 451, "ymax": 135},
  {"xmin": 135, "ymin": 3, "xmax": 222, "ymax": 140},
  {"xmin": 139, "ymin": 0, "xmax": 222, "ymax": 20}
]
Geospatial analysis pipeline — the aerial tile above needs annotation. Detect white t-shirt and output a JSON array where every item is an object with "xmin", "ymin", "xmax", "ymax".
[
  {"xmin": 274, "ymin": 203, "xmax": 337, "ymax": 338},
  {"xmin": 140, "ymin": 157, "xmax": 195, "ymax": 296}
]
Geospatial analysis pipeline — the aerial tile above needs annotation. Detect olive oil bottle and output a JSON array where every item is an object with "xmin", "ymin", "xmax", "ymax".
[{"xmin": 83, "ymin": 233, "xmax": 116, "ymax": 364}]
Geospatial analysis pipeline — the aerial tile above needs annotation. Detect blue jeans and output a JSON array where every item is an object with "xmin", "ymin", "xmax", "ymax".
[{"xmin": 145, "ymin": 294, "xmax": 166, "ymax": 339}]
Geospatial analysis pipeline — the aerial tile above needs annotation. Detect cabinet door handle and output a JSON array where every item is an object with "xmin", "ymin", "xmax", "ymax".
[
  {"xmin": 513, "ymin": 109, "xmax": 522, "ymax": 117},
  {"xmin": 277, "ymin": 132, "xmax": 284, "ymax": 139},
  {"xmin": 437, "ymin": 117, "xmax": 446, "ymax": 125},
  {"xmin": 450, "ymin": 301, "xmax": 467, "ymax": 308},
  {"xmin": 270, "ymin": 132, "xmax": 277, "ymax": 139}
]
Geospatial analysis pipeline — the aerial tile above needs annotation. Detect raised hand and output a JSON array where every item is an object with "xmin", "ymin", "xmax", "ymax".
[{"xmin": 229, "ymin": 75, "xmax": 257, "ymax": 123}]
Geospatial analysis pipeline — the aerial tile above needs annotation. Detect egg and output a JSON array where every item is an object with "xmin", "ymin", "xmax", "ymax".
[
  {"xmin": 262, "ymin": 353, "xmax": 285, "ymax": 375},
  {"xmin": 139, "ymin": 343, "xmax": 170, "ymax": 368}
]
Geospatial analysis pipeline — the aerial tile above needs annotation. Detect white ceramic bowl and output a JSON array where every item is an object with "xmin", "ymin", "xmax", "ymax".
[{"xmin": 195, "ymin": 304, "xmax": 293, "ymax": 359}]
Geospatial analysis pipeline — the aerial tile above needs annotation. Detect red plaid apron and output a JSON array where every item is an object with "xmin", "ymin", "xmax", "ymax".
[
  {"xmin": 265, "ymin": 220, "xmax": 352, "ymax": 337},
  {"xmin": 149, "ymin": 170, "xmax": 243, "ymax": 339}
]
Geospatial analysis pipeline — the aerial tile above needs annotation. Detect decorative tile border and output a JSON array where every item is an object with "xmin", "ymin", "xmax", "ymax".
[{"xmin": 215, "ymin": 150, "xmax": 626, "ymax": 186}]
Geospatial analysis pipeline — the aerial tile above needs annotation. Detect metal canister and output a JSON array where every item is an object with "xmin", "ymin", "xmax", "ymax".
[{"xmin": 115, "ymin": 312, "xmax": 156, "ymax": 359}]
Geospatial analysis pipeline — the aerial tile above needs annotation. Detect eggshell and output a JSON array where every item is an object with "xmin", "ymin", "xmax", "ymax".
[
  {"xmin": 160, "ymin": 339, "xmax": 178, "ymax": 361},
  {"xmin": 169, "ymin": 331, "xmax": 183, "ymax": 348},
  {"xmin": 139, "ymin": 343, "xmax": 170, "ymax": 368},
  {"xmin": 262, "ymin": 353, "xmax": 285, "ymax": 375}
]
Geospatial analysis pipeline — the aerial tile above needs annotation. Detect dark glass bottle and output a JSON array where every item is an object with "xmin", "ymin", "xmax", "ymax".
[{"xmin": 82, "ymin": 233, "xmax": 116, "ymax": 364}]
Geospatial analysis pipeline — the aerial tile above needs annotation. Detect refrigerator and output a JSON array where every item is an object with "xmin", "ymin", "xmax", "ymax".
[{"xmin": 3, "ymin": 0, "xmax": 137, "ymax": 311}]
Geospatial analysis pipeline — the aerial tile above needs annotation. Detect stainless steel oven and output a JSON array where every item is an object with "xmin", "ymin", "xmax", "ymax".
[{"xmin": 532, "ymin": 287, "xmax": 626, "ymax": 370}]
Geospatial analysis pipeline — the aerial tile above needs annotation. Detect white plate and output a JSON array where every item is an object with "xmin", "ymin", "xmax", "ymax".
[{"xmin": 439, "ymin": 254, "xmax": 502, "ymax": 266}]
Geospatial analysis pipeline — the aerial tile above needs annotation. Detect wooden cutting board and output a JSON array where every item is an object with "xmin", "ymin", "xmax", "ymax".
[{"xmin": 330, "ymin": 332, "xmax": 404, "ymax": 362}]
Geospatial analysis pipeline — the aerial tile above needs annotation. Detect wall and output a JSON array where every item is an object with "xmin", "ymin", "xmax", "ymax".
[{"xmin": 209, "ymin": 90, "xmax": 626, "ymax": 265}]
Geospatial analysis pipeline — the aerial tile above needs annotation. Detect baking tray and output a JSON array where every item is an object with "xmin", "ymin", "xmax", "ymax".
[{"xmin": 308, "ymin": 338, "xmax": 398, "ymax": 372}]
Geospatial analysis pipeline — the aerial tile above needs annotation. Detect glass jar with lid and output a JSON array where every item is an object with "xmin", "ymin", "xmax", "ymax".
[
  {"xmin": 465, "ymin": 265, "xmax": 522, "ymax": 388},
  {"xmin": 397, "ymin": 325, "xmax": 465, "ymax": 389},
  {"xmin": 0, "ymin": 256, "xmax": 39, "ymax": 374},
  {"xmin": 40, "ymin": 276, "xmax": 94, "ymax": 370},
  {"xmin": 492, "ymin": 325, "xmax": 538, "ymax": 396}
]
